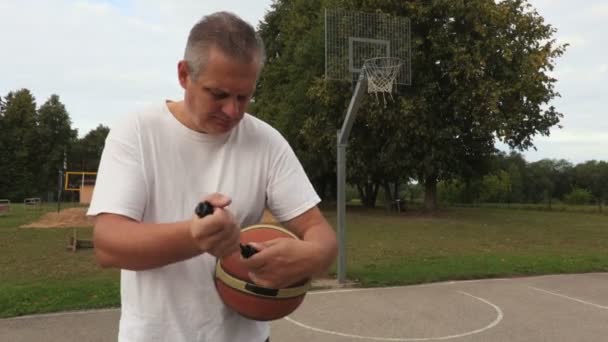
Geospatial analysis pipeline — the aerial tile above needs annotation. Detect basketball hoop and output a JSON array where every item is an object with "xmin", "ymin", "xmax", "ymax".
[
  {"xmin": 363, "ymin": 57, "xmax": 403, "ymax": 106},
  {"xmin": 325, "ymin": 9, "xmax": 411, "ymax": 284}
]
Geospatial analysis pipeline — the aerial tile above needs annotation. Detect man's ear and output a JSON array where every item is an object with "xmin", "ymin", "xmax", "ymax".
[{"xmin": 177, "ymin": 60, "xmax": 189, "ymax": 89}]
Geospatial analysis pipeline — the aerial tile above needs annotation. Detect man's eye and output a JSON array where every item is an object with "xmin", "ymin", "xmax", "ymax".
[
  {"xmin": 213, "ymin": 92, "xmax": 229, "ymax": 100},
  {"xmin": 206, "ymin": 88, "xmax": 228, "ymax": 99}
]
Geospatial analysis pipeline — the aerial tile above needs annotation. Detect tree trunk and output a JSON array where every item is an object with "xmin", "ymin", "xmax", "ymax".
[
  {"xmin": 424, "ymin": 176, "xmax": 438, "ymax": 211},
  {"xmin": 357, "ymin": 181, "xmax": 378, "ymax": 208},
  {"xmin": 383, "ymin": 181, "xmax": 393, "ymax": 211},
  {"xmin": 383, "ymin": 181, "xmax": 403, "ymax": 211}
]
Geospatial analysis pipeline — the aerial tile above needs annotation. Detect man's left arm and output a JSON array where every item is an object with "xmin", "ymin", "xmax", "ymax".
[{"xmin": 283, "ymin": 206, "xmax": 337, "ymax": 276}]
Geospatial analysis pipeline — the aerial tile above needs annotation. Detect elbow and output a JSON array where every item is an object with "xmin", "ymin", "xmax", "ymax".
[
  {"xmin": 94, "ymin": 246, "xmax": 115, "ymax": 268},
  {"xmin": 325, "ymin": 227, "xmax": 339, "ymax": 259},
  {"xmin": 93, "ymin": 224, "xmax": 120, "ymax": 269}
]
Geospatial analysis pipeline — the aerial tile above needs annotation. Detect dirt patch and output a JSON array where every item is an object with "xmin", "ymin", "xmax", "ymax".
[
  {"xmin": 21, "ymin": 207, "xmax": 94, "ymax": 228},
  {"xmin": 21, "ymin": 208, "xmax": 279, "ymax": 229}
]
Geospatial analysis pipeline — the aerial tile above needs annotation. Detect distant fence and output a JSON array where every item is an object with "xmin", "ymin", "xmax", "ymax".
[
  {"xmin": 0, "ymin": 199, "xmax": 10, "ymax": 215},
  {"xmin": 24, "ymin": 197, "xmax": 42, "ymax": 210},
  {"xmin": 452, "ymin": 202, "xmax": 605, "ymax": 214}
]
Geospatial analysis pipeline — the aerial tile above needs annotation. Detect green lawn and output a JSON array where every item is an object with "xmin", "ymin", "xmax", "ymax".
[
  {"xmin": 1, "ymin": 203, "xmax": 607, "ymax": 318},
  {"xmin": 0, "ymin": 204, "xmax": 119, "ymax": 318},
  {"xmin": 329, "ymin": 206, "xmax": 608, "ymax": 286}
]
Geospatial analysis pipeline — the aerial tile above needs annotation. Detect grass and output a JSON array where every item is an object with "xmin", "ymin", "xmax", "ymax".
[
  {"xmin": 330, "ymin": 206, "xmax": 608, "ymax": 286},
  {"xmin": 0, "ymin": 203, "xmax": 119, "ymax": 318},
  {"xmin": 1, "ymin": 203, "xmax": 607, "ymax": 318}
]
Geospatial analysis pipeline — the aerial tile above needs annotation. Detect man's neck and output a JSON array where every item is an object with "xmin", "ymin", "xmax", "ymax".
[{"xmin": 166, "ymin": 100, "xmax": 204, "ymax": 133}]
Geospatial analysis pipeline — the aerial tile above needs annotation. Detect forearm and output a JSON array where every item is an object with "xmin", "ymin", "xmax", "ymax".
[
  {"xmin": 301, "ymin": 223, "xmax": 338, "ymax": 276},
  {"xmin": 94, "ymin": 214, "xmax": 201, "ymax": 271},
  {"xmin": 284, "ymin": 207, "xmax": 338, "ymax": 277}
]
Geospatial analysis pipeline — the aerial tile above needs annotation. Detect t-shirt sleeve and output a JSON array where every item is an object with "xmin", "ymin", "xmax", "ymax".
[
  {"xmin": 87, "ymin": 117, "xmax": 147, "ymax": 221},
  {"xmin": 266, "ymin": 134, "xmax": 320, "ymax": 223}
]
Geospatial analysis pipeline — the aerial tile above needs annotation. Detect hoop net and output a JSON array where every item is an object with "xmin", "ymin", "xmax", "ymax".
[{"xmin": 363, "ymin": 57, "xmax": 403, "ymax": 105}]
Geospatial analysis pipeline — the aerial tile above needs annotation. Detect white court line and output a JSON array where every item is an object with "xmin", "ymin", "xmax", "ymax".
[
  {"xmin": 528, "ymin": 286, "xmax": 608, "ymax": 310},
  {"xmin": 311, "ymin": 277, "xmax": 511, "ymax": 296},
  {"xmin": 284, "ymin": 291, "xmax": 503, "ymax": 341}
]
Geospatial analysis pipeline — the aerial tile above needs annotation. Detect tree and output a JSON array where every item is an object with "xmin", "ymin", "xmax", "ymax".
[
  {"xmin": 391, "ymin": 0, "xmax": 566, "ymax": 210},
  {"xmin": 253, "ymin": 0, "xmax": 566, "ymax": 210},
  {"xmin": 526, "ymin": 159, "xmax": 559, "ymax": 207},
  {"xmin": 37, "ymin": 95, "xmax": 77, "ymax": 196},
  {"xmin": 255, "ymin": 0, "xmax": 417, "ymax": 205},
  {"xmin": 253, "ymin": 0, "xmax": 340, "ymax": 200},
  {"xmin": 574, "ymin": 161, "xmax": 608, "ymax": 212},
  {"xmin": 0, "ymin": 89, "xmax": 39, "ymax": 200},
  {"xmin": 479, "ymin": 170, "xmax": 512, "ymax": 203},
  {"xmin": 68, "ymin": 125, "xmax": 110, "ymax": 172},
  {"xmin": 564, "ymin": 188, "xmax": 593, "ymax": 205}
]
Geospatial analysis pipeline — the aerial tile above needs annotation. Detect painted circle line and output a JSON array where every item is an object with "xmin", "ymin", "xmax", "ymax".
[{"xmin": 284, "ymin": 289, "xmax": 503, "ymax": 341}]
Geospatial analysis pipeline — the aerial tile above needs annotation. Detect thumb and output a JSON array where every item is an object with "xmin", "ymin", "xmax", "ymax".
[{"xmin": 202, "ymin": 193, "xmax": 232, "ymax": 209}]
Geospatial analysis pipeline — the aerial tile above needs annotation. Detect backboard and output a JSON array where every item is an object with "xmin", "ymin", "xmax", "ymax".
[{"xmin": 325, "ymin": 9, "xmax": 411, "ymax": 86}]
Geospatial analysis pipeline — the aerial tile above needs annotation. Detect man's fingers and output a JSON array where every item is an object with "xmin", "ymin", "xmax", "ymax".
[
  {"xmin": 246, "ymin": 241, "xmax": 266, "ymax": 252},
  {"xmin": 211, "ymin": 242, "xmax": 240, "ymax": 258}
]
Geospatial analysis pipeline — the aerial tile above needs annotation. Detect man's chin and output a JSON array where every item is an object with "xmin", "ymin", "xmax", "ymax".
[{"xmin": 208, "ymin": 122, "xmax": 235, "ymax": 134}]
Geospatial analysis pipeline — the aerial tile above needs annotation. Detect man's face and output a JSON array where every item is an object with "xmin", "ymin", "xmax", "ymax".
[{"xmin": 178, "ymin": 47, "xmax": 259, "ymax": 134}]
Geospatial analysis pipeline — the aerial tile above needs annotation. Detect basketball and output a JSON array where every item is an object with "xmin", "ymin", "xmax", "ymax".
[{"xmin": 214, "ymin": 224, "xmax": 311, "ymax": 321}]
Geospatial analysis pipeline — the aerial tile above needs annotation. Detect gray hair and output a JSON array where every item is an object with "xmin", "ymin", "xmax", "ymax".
[{"xmin": 184, "ymin": 11, "xmax": 266, "ymax": 79}]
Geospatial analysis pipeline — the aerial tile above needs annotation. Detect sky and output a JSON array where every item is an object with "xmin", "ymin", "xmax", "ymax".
[{"xmin": 0, "ymin": 0, "xmax": 605, "ymax": 164}]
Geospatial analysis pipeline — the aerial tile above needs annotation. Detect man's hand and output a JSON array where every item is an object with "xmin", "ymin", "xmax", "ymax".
[
  {"xmin": 240, "ymin": 206, "xmax": 337, "ymax": 289},
  {"xmin": 240, "ymin": 238, "xmax": 320, "ymax": 289},
  {"xmin": 190, "ymin": 193, "xmax": 240, "ymax": 258}
]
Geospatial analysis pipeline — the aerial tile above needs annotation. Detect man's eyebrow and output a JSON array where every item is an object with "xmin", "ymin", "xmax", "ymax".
[
  {"xmin": 204, "ymin": 87, "xmax": 228, "ymax": 95},
  {"xmin": 205, "ymin": 87, "xmax": 253, "ymax": 98}
]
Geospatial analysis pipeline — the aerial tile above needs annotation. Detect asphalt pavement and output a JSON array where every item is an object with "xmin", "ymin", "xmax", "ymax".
[{"xmin": 2, "ymin": 273, "xmax": 607, "ymax": 341}]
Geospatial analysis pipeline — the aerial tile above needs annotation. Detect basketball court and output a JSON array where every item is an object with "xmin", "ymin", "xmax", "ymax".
[
  {"xmin": 2, "ymin": 8, "xmax": 604, "ymax": 342},
  {"xmin": 2, "ymin": 273, "xmax": 607, "ymax": 341}
]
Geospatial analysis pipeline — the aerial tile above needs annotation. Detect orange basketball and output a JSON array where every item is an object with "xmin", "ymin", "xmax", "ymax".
[{"xmin": 214, "ymin": 224, "xmax": 311, "ymax": 321}]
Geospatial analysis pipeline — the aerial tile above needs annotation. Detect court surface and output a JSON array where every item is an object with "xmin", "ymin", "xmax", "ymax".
[{"xmin": 1, "ymin": 273, "xmax": 607, "ymax": 341}]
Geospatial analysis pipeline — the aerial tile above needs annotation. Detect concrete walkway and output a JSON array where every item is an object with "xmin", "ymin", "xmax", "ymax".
[{"xmin": 2, "ymin": 273, "xmax": 607, "ymax": 341}]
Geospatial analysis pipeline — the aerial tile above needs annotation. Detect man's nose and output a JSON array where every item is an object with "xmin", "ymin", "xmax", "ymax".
[{"xmin": 221, "ymin": 97, "xmax": 240, "ymax": 118}]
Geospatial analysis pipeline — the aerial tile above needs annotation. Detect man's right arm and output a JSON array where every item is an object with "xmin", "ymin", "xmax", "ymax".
[
  {"xmin": 94, "ymin": 214, "xmax": 200, "ymax": 270},
  {"xmin": 93, "ymin": 194, "xmax": 241, "ymax": 271}
]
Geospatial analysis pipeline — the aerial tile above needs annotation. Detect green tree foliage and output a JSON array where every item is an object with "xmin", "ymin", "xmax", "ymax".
[
  {"xmin": 0, "ymin": 89, "xmax": 108, "ymax": 201},
  {"xmin": 253, "ymin": 0, "xmax": 338, "ymax": 199},
  {"xmin": 68, "ymin": 124, "xmax": 110, "ymax": 172},
  {"xmin": 37, "ymin": 95, "xmax": 78, "ymax": 195},
  {"xmin": 0, "ymin": 89, "xmax": 39, "ymax": 200},
  {"xmin": 564, "ymin": 188, "xmax": 593, "ymax": 205},
  {"xmin": 527, "ymin": 159, "xmax": 570, "ymax": 207},
  {"xmin": 479, "ymin": 170, "xmax": 512, "ymax": 203},
  {"xmin": 574, "ymin": 161, "xmax": 608, "ymax": 212},
  {"xmin": 253, "ymin": 0, "xmax": 566, "ymax": 209},
  {"xmin": 436, "ymin": 152, "xmax": 604, "ymax": 208},
  {"xmin": 392, "ymin": 0, "xmax": 566, "ymax": 210}
]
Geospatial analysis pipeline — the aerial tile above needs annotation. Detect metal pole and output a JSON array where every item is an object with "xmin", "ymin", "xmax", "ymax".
[
  {"xmin": 336, "ymin": 136, "xmax": 347, "ymax": 283},
  {"xmin": 336, "ymin": 75, "xmax": 367, "ymax": 284},
  {"xmin": 57, "ymin": 170, "xmax": 62, "ymax": 213}
]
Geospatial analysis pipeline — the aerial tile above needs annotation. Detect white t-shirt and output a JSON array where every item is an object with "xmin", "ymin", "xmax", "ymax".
[{"xmin": 87, "ymin": 101, "xmax": 320, "ymax": 342}]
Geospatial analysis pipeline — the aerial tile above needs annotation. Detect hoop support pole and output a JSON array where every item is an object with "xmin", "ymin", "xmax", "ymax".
[{"xmin": 337, "ymin": 75, "xmax": 367, "ymax": 284}]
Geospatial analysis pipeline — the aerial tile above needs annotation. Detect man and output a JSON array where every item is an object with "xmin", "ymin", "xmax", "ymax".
[{"xmin": 88, "ymin": 11, "xmax": 337, "ymax": 342}]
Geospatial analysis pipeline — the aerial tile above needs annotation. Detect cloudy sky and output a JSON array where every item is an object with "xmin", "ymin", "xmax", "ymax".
[{"xmin": 0, "ymin": 0, "xmax": 605, "ymax": 164}]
